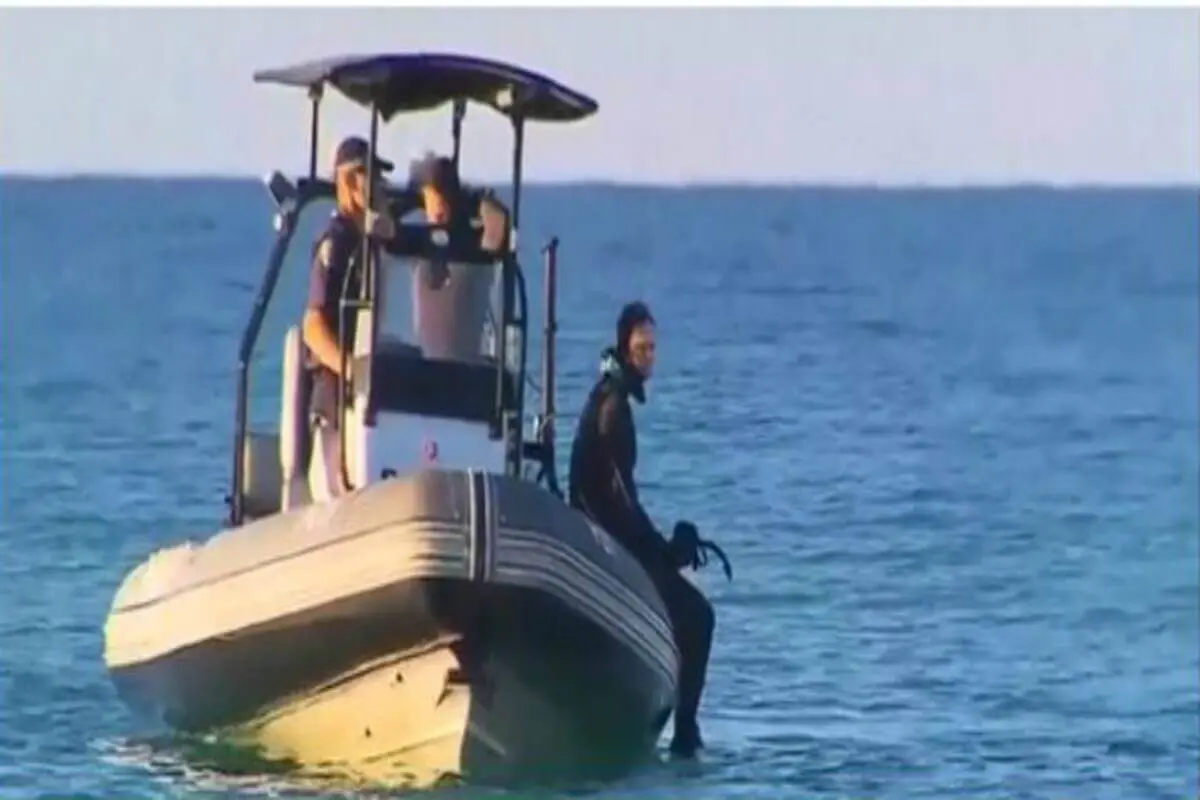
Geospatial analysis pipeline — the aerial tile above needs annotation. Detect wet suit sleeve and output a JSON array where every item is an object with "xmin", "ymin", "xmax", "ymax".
[
  {"xmin": 381, "ymin": 190, "xmax": 424, "ymax": 257},
  {"xmin": 596, "ymin": 394, "xmax": 673, "ymax": 569}
]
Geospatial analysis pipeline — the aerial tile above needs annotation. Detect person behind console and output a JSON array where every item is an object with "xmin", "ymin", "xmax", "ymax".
[
  {"xmin": 301, "ymin": 135, "xmax": 400, "ymax": 499},
  {"xmin": 567, "ymin": 301, "xmax": 729, "ymax": 758},
  {"xmin": 408, "ymin": 152, "xmax": 510, "ymax": 255},
  {"xmin": 400, "ymin": 153, "xmax": 514, "ymax": 361}
]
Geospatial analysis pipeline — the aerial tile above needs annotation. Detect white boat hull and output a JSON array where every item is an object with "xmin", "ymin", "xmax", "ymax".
[
  {"xmin": 104, "ymin": 468, "xmax": 679, "ymax": 787},
  {"xmin": 230, "ymin": 637, "xmax": 661, "ymax": 788}
]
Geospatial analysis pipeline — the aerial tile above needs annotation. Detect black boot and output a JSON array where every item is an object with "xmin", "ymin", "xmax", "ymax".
[
  {"xmin": 655, "ymin": 570, "xmax": 715, "ymax": 759},
  {"xmin": 669, "ymin": 715, "xmax": 704, "ymax": 758}
]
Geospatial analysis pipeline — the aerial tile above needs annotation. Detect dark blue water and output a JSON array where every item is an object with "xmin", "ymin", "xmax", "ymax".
[{"xmin": 1, "ymin": 179, "xmax": 1196, "ymax": 799}]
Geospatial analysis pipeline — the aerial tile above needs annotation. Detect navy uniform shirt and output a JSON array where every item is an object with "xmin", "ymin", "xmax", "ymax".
[
  {"xmin": 307, "ymin": 211, "xmax": 369, "ymax": 354},
  {"xmin": 305, "ymin": 211, "xmax": 368, "ymax": 424}
]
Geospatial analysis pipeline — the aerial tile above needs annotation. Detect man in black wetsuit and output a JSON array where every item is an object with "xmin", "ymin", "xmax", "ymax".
[{"xmin": 567, "ymin": 301, "xmax": 716, "ymax": 758}]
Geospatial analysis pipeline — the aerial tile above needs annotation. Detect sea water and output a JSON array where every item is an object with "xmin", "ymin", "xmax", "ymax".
[{"xmin": 0, "ymin": 180, "xmax": 1196, "ymax": 799}]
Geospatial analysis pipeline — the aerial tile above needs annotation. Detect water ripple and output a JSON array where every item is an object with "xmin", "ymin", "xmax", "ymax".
[{"xmin": 1, "ymin": 183, "xmax": 1196, "ymax": 799}]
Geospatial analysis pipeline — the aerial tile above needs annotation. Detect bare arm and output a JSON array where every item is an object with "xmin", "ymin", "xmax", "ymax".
[
  {"xmin": 301, "ymin": 310, "xmax": 344, "ymax": 376},
  {"xmin": 477, "ymin": 190, "xmax": 511, "ymax": 253},
  {"xmin": 302, "ymin": 237, "xmax": 349, "ymax": 376}
]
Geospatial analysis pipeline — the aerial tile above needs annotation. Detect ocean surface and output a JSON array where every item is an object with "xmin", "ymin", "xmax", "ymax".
[{"xmin": 0, "ymin": 179, "xmax": 1196, "ymax": 799}]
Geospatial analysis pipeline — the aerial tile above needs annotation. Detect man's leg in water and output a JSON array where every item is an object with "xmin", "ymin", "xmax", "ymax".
[{"xmin": 653, "ymin": 567, "xmax": 716, "ymax": 755}]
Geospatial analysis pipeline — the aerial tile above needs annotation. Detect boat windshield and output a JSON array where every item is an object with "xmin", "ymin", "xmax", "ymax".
[
  {"xmin": 378, "ymin": 256, "xmax": 502, "ymax": 364},
  {"xmin": 369, "ymin": 252, "xmax": 518, "ymax": 424}
]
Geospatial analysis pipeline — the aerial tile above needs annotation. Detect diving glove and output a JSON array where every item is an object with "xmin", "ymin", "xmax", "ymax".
[{"xmin": 670, "ymin": 521, "xmax": 733, "ymax": 582}]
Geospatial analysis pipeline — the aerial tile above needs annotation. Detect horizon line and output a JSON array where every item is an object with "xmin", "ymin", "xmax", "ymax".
[{"xmin": 2, "ymin": 171, "xmax": 1198, "ymax": 192}]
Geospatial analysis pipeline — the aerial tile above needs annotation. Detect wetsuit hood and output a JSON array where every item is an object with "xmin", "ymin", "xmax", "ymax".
[{"xmin": 599, "ymin": 346, "xmax": 647, "ymax": 405}]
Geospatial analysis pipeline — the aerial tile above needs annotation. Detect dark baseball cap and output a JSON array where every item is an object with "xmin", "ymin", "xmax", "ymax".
[
  {"xmin": 333, "ymin": 136, "xmax": 395, "ymax": 174},
  {"xmin": 408, "ymin": 151, "xmax": 460, "ymax": 194}
]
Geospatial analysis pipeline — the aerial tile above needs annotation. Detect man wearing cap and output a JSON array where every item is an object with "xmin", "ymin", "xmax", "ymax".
[
  {"xmin": 301, "ymin": 135, "xmax": 398, "ymax": 499},
  {"xmin": 567, "ymin": 301, "xmax": 718, "ymax": 758}
]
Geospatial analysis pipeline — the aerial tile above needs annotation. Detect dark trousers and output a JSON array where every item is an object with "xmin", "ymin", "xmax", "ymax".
[{"xmin": 647, "ymin": 564, "xmax": 715, "ymax": 735}]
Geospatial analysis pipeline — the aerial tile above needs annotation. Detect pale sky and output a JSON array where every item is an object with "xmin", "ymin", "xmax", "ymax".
[{"xmin": 1, "ymin": 7, "xmax": 1197, "ymax": 185}]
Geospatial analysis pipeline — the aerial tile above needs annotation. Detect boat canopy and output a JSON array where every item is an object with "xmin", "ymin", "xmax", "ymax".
[{"xmin": 252, "ymin": 52, "xmax": 599, "ymax": 123}]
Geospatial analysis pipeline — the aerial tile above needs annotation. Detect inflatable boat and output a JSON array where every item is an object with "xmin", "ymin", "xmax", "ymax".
[{"xmin": 102, "ymin": 52, "xmax": 678, "ymax": 788}]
